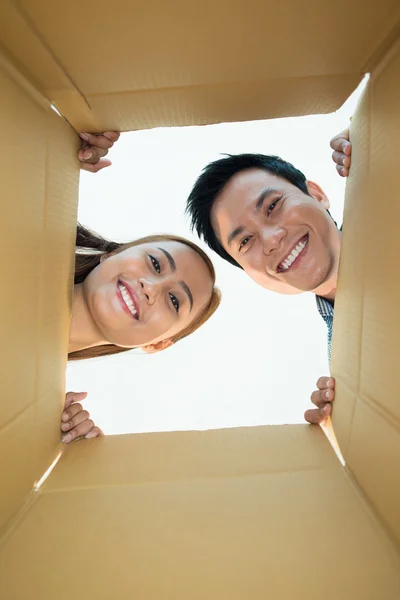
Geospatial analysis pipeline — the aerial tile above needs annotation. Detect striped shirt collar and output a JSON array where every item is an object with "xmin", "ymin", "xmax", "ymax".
[{"xmin": 315, "ymin": 294, "xmax": 334, "ymax": 318}]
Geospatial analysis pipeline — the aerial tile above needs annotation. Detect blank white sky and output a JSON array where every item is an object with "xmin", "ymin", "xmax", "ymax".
[{"xmin": 66, "ymin": 82, "xmax": 365, "ymax": 435}]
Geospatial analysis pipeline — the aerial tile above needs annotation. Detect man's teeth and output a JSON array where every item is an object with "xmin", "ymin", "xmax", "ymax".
[
  {"xmin": 118, "ymin": 283, "xmax": 137, "ymax": 317},
  {"xmin": 280, "ymin": 238, "xmax": 307, "ymax": 270}
]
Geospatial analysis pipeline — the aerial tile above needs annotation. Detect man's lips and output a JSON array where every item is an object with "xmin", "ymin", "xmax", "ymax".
[
  {"xmin": 276, "ymin": 234, "xmax": 309, "ymax": 273},
  {"xmin": 116, "ymin": 279, "xmax": 140, "ymax": 319}
]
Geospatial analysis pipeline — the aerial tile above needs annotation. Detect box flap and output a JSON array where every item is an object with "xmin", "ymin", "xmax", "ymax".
[
  {"xmin": 0, "ymin": 56, "xmax": 79, "ymax": 535},
  {"xmin": 331, "ymin": 37, "xmax": 400, "ymax": 546},
  {"xmin": 1, "ymin": 426, "xmax": 400, "ymax": 599},
  {"xmin": 1, "ymin": 0, "xmax": 399, "ymax": 130}
]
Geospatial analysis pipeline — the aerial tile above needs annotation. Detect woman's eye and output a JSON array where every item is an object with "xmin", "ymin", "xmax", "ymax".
[
  {"xmin": 149, "ymin": 255, "xmax": 160, "ymax": 273},
  {"xmin": 169, "ymin": 293, "xmax": 180, "ymax": 314},
  {"xmin": 267, "ymin": 197, "xmax": 281, "ymax": 215},
  {"xmin": 239, "ymin": 236, "xmax": 251, "ymax": 252}
]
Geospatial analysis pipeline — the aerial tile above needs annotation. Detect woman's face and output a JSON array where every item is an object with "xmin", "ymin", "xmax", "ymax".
[{"xmin": 82, "ymin": 240, "xmax": 213, "ymax": 350}]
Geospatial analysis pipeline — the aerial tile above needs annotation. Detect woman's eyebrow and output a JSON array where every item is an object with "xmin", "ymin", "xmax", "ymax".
[
  {"xmin": 157, "ymin": 247, "xmax": 176, "ymax": 272},
  {"xmin": 179, "ymin": 280, "xmax": 193, "ymax": 312},
  {"xmin": 157, "ymin": 247, "xmax": 193, "ymax": 311}
]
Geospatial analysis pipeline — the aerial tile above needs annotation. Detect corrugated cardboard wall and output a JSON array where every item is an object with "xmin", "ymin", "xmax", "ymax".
[
  {"xmin": 1, "ymin": 0, "xmax": 399, "ymax": 130},
  {"xmin": 0, "ymin": 60, "xmax": 79, "ymax": 536},
  {"xmin": 1, "ymin": 426, "xmax": 400, "ymax": 599},
  {"xmin": 0, "ymin": 4, "xmax": 400, "ymax": 599},
  {"xmin": 331, "ymin": 39, "xmax": 400, "ymax": 546}
]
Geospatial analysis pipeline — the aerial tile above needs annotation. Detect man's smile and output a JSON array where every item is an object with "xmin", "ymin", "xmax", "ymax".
[{"xmin": 276, "ymin": 234, "xmax": 309, "ymax": 273}]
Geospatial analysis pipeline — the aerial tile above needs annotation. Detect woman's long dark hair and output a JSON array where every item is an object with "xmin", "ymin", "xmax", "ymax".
[{"xmin": 69, "ymin": 224, "xmax": 221, "ymax": 361}]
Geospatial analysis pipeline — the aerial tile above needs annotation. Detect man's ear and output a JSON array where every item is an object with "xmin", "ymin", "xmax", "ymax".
[
  {"xmin": 141, "ymin": 339, "xmax": 174, "ymax": 354},
  {"xmin": 306, "ymin": 180, "xmax": 330, "ymax": 210}
]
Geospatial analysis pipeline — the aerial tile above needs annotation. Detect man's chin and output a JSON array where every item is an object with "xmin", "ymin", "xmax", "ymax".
[
  {"xmin": 307, "ymin": 273, "xmax": 334, "ymax": 296},
  {"xmin": 252, "ymin": 275, "xmax": 306, "ymax": 295},
  {"xmin": 248, "ymin": 262, "xmax": 332, "ymax": 295},
  {"xmin": 262, "ymin": 273, "xmax": 330, "ymax": 295}
]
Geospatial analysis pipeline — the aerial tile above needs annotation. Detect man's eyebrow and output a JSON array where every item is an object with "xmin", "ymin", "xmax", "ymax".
[
  {"xmin": 227, "ymin": 225, "xmax": 245, "ymax": 247},
  {"xmin": 179, "ymin": 280, "xmax": 193, "ymax": 312},
  {"xmin": 254, "ymin": 188, "xmax": 278, "ymax": 212},
  {"xmin": 158, "ymin": 247, "xmax": 176, "ymax": 272},
  {"xmin": 226, "ymin": 188, "xmax": 278, "ymax": 247}
]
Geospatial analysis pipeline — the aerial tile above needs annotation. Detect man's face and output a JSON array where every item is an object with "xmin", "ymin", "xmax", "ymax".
[{"xmin": 210, "ymin": 168, "xmax": 341, "ymax": 296}]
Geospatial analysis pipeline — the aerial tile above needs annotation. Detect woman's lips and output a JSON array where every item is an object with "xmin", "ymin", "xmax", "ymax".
[{"xmin": 116, "ymin": 280, "xmax": 139, "ymax": 319}]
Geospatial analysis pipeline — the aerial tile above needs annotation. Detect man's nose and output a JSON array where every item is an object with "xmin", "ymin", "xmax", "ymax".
[{"xmin": 260, "ymin": 225, "xmax": 285, "ymax": 256}]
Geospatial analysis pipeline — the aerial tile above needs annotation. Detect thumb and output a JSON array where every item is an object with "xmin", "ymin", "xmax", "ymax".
[{"xmin": 81, "ymin": 159, "xmax": 112, "ymax": 173}]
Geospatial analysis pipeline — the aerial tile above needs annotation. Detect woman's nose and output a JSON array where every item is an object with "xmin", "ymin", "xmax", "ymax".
[{"xmin": 139, "ymin": 278, "xmax": 163, "ymax": 305}]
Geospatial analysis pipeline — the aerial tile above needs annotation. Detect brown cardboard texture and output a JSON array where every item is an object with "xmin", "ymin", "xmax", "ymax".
[
  {"xmin": 0, "ymin": 3, "xmax": 400, "ymax": 599},
  {"xmin": 0, "ymin": 0, "xmax": 399, "ymax": 131},
  {"xmin": 330, "ymin": 38, "xmax": 400, "ymax": 546}
]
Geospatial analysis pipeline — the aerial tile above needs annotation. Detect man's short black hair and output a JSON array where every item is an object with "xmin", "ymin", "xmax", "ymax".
[{"xmin": 186, "ymin": 153, "xmax": 309, "ymax": 269}]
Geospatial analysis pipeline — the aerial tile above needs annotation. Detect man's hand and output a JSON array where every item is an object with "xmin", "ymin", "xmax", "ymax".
[
  {"xmin": 330, "ymin": 128, "xmax": 351, "ymax": 177},
  {"xmin": 61, "ymin": 391, "xmax": 103, "ymax": 443},
  {"xmin": 304, "ymin": 377, "xmax": 335, "ymax": 425},
  {"xmin": 78, "ymin": 131, "xmax": 120, "ymax": 173}
]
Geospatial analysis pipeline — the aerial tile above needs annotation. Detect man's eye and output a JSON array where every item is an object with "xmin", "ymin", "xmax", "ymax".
[
  {"xmin": 149, "ymin": 254, "xmax": 160, "ymax": 273},
  {"xmin": 267, "ymin": 197, "xmax": 281, "ymax": 215},
  {"xmin": 239, "ymin": 236, "xmax": 251, "ymax": 252},
  {"xmin": 169, "ymin": 292, "xmax": 180, "ymax": 313}
]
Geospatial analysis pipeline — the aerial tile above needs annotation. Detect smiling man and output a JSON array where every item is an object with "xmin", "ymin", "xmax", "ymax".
[
  {"xmin": 78, "ymin": 128, "xmax": 351, "ymax": 424},
  {"xmin": 186, "ymin": 131, "xmax": 351, "ymax": 424}
]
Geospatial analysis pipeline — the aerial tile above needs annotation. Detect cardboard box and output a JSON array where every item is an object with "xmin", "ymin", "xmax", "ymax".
[{"xmin": 0, "ymin": 1, "xmax": 399, "ymax": 598}]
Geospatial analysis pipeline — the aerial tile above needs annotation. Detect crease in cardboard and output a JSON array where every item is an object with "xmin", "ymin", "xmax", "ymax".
[
  {"xmin": 0, "ymin": 445, "xmax": 65, "ymax": 548},
  {"xmin": 356, "ymin": 389, "xmax": 400, "ymax": 431},
  {"xmin": 0, "ymin": 44, "xmax": 50, "ymax": 111},
  {"xmin": 369, "ymin": 32, "xmax": 400, "ymax": 81},
  {"xmin": 84, "ymin": 72, "xmax": 362, "ymax": 98},
  {"xmin": 41, "ymin": 463, "xmax": 337, "ymax": 495},
  {"xmin": 332, "ymin": 379, "xmax": 360, "ymax": 457},
  {"xmin": 46, "ymin": 101, "xmax": 79, "ymax": 134},
  {"xmin": 0, "ymin": 399, "xmax": 36, "ymax": 435},
  {"xmin": 361, "ymin": 16, "xmax": 400, "ymax": 74},
  {"xmin": 342, "ymin": 455, "xmax": 400, "ymax": 556},
  {"xmin": 321, "ymin": 419, "xmax": 345, "ymax": 465},
  {"xmin": 10, "ymin": 0, "xmax": 90, "ymax": 110},
  {"xmin": 34, "ymin": 449, "xmax": 64, "ymax": 491},
  {"xmin": 0, "ymin": 489, "xmax": 39, "ymax": 549}
]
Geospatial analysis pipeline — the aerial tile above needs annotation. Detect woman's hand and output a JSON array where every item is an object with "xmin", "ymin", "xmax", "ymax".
[
  {"xmin": 330, "ymin": 128, "xmax": 352, "ymax": 177},
  {"xmin": 61, "ymin": 391, "xmax": 103, "ymax": 443},
  {"xmin": 78, "ymin": 131, "xmax": 120, "ymax": 173},
  {"xmin": 304, "ymin": 377, "xmax": 335, "ymax": 425}
]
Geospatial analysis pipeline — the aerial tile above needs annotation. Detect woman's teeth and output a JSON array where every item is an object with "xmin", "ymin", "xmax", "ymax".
[
  {"xmin": 118, "ymin": 282, "xmax": 137, "ymax": 317},
  {"xmin": 280, "ymin": 237, "xmax": 308, "ymax": 271}
]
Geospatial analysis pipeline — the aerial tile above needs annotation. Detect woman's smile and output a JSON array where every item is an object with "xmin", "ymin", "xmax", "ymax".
[{"xmin": 116, "ymin": 280, "xmax": 140, "ymax": 319}]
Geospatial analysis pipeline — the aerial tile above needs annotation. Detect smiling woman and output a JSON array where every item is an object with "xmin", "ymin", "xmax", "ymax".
[
  {"xmin": 59, "ymin": 131, "xmax": 221, "ymax": 444},
  {"xmin": 69, "ymin": 224, "xmax": 221, "ymax": 361}
]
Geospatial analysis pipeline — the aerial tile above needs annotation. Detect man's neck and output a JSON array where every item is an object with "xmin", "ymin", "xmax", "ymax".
[
  {"xmin": 313, "ymin": 225, "xmax": 341, "ymax": 302},
  {"xmin": 317, "ymin": 285, "xmax": 336, "ymax": 302}
]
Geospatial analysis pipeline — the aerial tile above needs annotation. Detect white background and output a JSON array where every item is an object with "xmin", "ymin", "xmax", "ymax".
[{"xmin": 66, "ymin": 82, "xmax": 365, "ymax": 435}]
